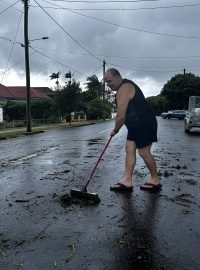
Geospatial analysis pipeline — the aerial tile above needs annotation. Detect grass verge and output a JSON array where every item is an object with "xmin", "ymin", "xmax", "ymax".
[{"xmin": 0, "ymin": 121, "xmax": 96, "ymax": 140}]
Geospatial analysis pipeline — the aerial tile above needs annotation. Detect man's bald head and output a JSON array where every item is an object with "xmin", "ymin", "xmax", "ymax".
[
  {"xmin": 104, "ymin": 68, "xmax": 123, "ymax": 91},
  {"xmin": 105, "ymin": 68, "xmax": 121, "ymax": 78}
]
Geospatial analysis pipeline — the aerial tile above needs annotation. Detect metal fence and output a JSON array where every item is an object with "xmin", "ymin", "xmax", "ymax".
[{"xmin": 0, "ymin": 115, "xmax": 87, "ymax": 129}]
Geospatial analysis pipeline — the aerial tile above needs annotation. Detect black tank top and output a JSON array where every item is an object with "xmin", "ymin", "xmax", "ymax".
[{"xmin": 118, "ymin": 79, "xmax": 156, "ymax": 128}]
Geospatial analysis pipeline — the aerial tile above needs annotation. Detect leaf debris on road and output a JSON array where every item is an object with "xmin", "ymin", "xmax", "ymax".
[{"xmin": 64, "ymin": 244, "xmax": 76, "ymax": 262}]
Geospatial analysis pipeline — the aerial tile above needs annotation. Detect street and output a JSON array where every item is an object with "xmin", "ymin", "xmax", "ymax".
[{"xmin": 0, "ymin": 118, "xmax": 200, "ymax": 270}]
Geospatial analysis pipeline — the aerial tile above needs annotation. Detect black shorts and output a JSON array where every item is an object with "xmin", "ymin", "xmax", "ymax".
[{"xmin": 126, "ymin": 120, "xmax": 158, "ymax": 149}]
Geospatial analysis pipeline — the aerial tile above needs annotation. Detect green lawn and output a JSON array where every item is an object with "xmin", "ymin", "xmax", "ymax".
[{"xmin": 0, "ymin": 121, "xmax": 96, "ymax": 139}]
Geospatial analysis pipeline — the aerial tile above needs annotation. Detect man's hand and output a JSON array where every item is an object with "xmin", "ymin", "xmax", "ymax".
[{"xmin": 110, "ymin": 129, "xmax": 119, "ymax": 137}]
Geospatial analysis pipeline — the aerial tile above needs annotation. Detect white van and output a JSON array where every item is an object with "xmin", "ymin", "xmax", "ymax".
[{"xmin": 184, "ymin": 96, "xmax": 200, "ymax": 133}]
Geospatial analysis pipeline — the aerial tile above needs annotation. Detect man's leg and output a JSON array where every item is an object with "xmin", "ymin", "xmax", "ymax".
[
  {"xmin": 138, "ymin": 144, "xmax": 161, "ymax": 186},
  {"xmin": 111, "ymin": 140, "xmax": 136, "ymax": 188}
]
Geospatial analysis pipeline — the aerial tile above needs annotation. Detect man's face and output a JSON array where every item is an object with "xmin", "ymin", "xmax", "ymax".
[{"xmin": 104, "ymin": 72, "xmax": 118, "ymax": 91}]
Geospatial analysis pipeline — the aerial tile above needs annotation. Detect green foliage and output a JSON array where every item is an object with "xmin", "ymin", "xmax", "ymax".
[
  {"xmin": 86, "ymin": 99, "xmax": 112, "ymax": 120},
  {"xmin": 81, "ymin": 74, "xmax": 114, "ymax": 120},
  {"xmin": 84, "ymin": 75, "xmax": 103, "ymax": 101},
  {"xmin": 160, "ymin": 73, "xmax": 200, "ymax": 109},
  {"xmin": 3, "ymin": 101, "xmax": 26, "ymax": 121},
  {"xmin": 50, "ymin": 72, "xmax": 60, "ymax": 87},
  {"xmin": 105, "ymin": 87, "xmax": 115, "ymax": 104},
  {"xmin": 146, "ymin": 95, "xmax": 168, "ymax": 116},
  {"xmin": 103, "ymin": 101, "xmax": 113, "ymax": 119},
  {"xmin": 54, "ymin": 79, "xmax": 82, "ymax": 118},
  {"xmin": 3, "ymin": 100, "xmax": 59, "ymax": 122},
  {"xmin": 31, "ymin": 99, "xmax": 54, "ymax": 119}
]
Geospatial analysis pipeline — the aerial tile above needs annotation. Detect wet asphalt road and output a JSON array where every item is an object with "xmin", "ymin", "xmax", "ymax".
[{"xmin": 0, "ymin": 118, "xmax": 200, "ymax": 270}]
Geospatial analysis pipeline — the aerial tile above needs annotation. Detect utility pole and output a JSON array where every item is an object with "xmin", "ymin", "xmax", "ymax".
[
  {"xmin": 103, "ymin": 60, "xmax": 106, "ymax": 102},
  {"xmin": 23, "ymin": 0, "xmax": 31, "ymax": 132},
  {"xmin": 183, "ymin": 68, "xmax": 186, "ymax": 109},
  {"xmin": 102, "ymin": 60, "xmax": 106, "ymax": 120}
]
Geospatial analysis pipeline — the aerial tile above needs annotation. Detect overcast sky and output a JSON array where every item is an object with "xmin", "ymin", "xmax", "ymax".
[{"xmin": 0, "ymin": 0, "xmax": 200, "ymax": 97}]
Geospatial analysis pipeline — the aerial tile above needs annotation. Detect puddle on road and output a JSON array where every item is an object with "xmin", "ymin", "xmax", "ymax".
[
  {"xmin": 37, "ymin": 159, "xmax": 55, "ymax": 165},
  {"xmin": 40, "ymin": 169, "xmax": 72, "ymax": 181},
  {"xmin": 167, "ymin": 193, "xmax": 195, "ymax": 208},
  {"xmin": 1, "ymin": 145, "xmax": 59, "ymax": 168},
  {"xmin": 86, "ymin": 138, "xmax": 104, "ymax": 146}
]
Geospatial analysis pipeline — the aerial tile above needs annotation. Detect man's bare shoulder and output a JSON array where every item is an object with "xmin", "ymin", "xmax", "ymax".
[{"xmin": 117, "ymin": 83, "xmax": 135, "ymax": 99}]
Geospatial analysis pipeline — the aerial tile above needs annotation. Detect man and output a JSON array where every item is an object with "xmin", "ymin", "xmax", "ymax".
[{"xmin": 104, "ymin": 68, "xmax": 162, "ymax": 192}]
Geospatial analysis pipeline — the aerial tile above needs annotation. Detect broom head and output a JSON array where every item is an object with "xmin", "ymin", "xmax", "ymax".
[{"xmin": 70, "ymin": 188, "xmax": 101, "ymax": 204}]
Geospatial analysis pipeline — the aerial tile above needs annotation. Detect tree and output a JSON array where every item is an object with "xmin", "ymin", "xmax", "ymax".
[
  {"xmin": 54, "ymin": 79, "xmax": 82, "ymax": 123},
  {"xmin": 86, "ymin": 98, "xmax": 112, "ymax": 120},
  {"xmin": 50, "ymin": 72, "xmax": 60, "ymax": 87},
  {"xmin": 64, "ymin": 71, "xmax": 72, "ymax": 84},
  {"xmin": 84, "ymin": 75, "xmax": 103, "ymax": 101},
  {"xmin": 146, "ymin": 95, "xmax": 168, "ymax": 116},
  {"xmin": 31, "ymin": 100, "xmax": 54, "ymax": 120},
  {"xmin": 82, "ymin": 74, "xmax": 114, "ymax": 120},
  {"xmin": 160, "ymin": 72, "xmax": 200, "ymax": 109},
  {"xmin": 3, "ymin": 100, "xmax": 58, "ymax": 122},
  {"xmin": 3, "ymin": 101, "xmax": 26, "ymax": 121}
]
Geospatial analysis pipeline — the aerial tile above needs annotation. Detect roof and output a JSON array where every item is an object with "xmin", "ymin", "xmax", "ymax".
[
  {"xmin": 0, "ymin": 84, "xmax": 53, "ymax": 100},
  {"xmin": 0, "ymin": 84, "xmax": 13, "ymax": 98},
  {"xmin": 32, "ymin": 87, "xmax": 55, "ymax": 97}
]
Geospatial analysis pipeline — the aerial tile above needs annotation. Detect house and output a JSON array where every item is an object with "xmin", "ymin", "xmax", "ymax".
[
  {"xmin": 0, "ymin": 84, "xmax": 55, "ymax": 123},
  {"xmin": 0, "ymin": 83, "xmax": 55, "ymax": 103},
  {"xmin": 0, "ymin": 84, "xmax": 10, "ymax": 104},
  {"xmin": 32, "ymin": 87, "xmax": 55, "ymax": 99}
]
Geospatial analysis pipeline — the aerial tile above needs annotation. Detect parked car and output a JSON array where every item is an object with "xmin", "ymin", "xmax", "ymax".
[
  {"xmin": 160, "ymin": 112, "xmax": 168, "ymax": 119},
  {"xmin": 161, "ymin": 110, "xmax": 186, "ymax": 120},
  {"xmin": 184, "ymin": 96, "xmax": 200, "ymax": 133}
]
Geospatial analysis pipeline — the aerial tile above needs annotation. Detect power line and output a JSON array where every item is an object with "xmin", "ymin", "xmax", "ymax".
[
  {"xmin": 29, "ymin": 45, "xmax": 200, "ymax": 71},
  {"xmin": 48, "ymin": 0, "xmax": 162, "ymax": 3},
  {"xmin": 3, "ymin": 51, "xmax": 35, "ymax": 73},
  {"xmin": 42, "ymin": 0, "xmax": 200, "ymax": 40},
  {"xmin": 0, "ymin": 0, "xmax": 20, "ymax": 15},
  {"xmin": 1, "ymin": 37, "xmax": 197, "ymax": 75},
  {"xmin": 0, "ymin": 36, "xmax": 22, "ymax": 47},
  {"xmin": 0, "ymin": 36, "xmax": 14, "ymax": 43},
  {"xmin": 1, "ymin": 11, "xmax": 23, "ymax": 84},
  {"xmin": 0, "ymin": 0, "xmax": 23, "ymax": 12},
  {"xmin": 106, "ymin": 61, "xmax": 181, "ymax": 73},
  {"xmin": 32, "ymin": 3, "xmax": 200, "ymax": 11},
  {"xmin": 90, "ymin": 64, "xmax": 102, "ymax": 75},
  {"xmin": 31, "ymin": 45, "xmax": 187, "ymax": 74},
  {"xmin": 70, "ymin": 12, "xmax": 200, "ymax": 40},
  {"xmin": 34, "ymin": 0, "xmax": 102, "ymax": 62},
  {"xmin": 30, "ymin": 46, "xmax": 87, "ymax": 77},
  {"xmin": 0, "ymin": 15, "xmax": 100, "ymax": 81},
  {"xmin": 31, "ymin": 46, "xmax": 200, "ymax": 59},
  {"xmin": 30, "ymin": 47, "xmax": 107, "ymax": 79}
]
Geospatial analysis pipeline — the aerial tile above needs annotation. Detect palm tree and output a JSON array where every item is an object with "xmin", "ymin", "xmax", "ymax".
[
  {"xmin": 85, "ymin": 74, "xmax": 102, "ymax": 100},
  {"xmin": 49, "ymin": 72, "xmax": 60, "ymax": 86},
  {"xmin": 64, "ymin": 71, "xmax": 72, "ymax": 84}
]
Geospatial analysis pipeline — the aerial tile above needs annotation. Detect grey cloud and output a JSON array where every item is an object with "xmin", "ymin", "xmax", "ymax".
[{"xmin": 1, "ymin": 0, "xmax": 200, "ymax": 95}]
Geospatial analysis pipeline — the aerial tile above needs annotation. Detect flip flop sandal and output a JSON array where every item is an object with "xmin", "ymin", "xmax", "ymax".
[
  {"xmin": 140, "ymin": 183, "xmax": 162, "ymax": 191},
  {"xmin": 110, "ymin": 183, "xmax": 133, "ymax": 192}
]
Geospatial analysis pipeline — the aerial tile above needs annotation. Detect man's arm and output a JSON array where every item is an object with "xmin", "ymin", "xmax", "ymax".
[{"xmin": 111, "ymin": 84, "xmax": 135, "ymax": 136}]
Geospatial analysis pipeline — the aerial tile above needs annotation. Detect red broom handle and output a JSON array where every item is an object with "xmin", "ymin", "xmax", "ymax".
[{"xmin": 84, "ymin": 136, "xmax": 112, "ymax": 189}]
